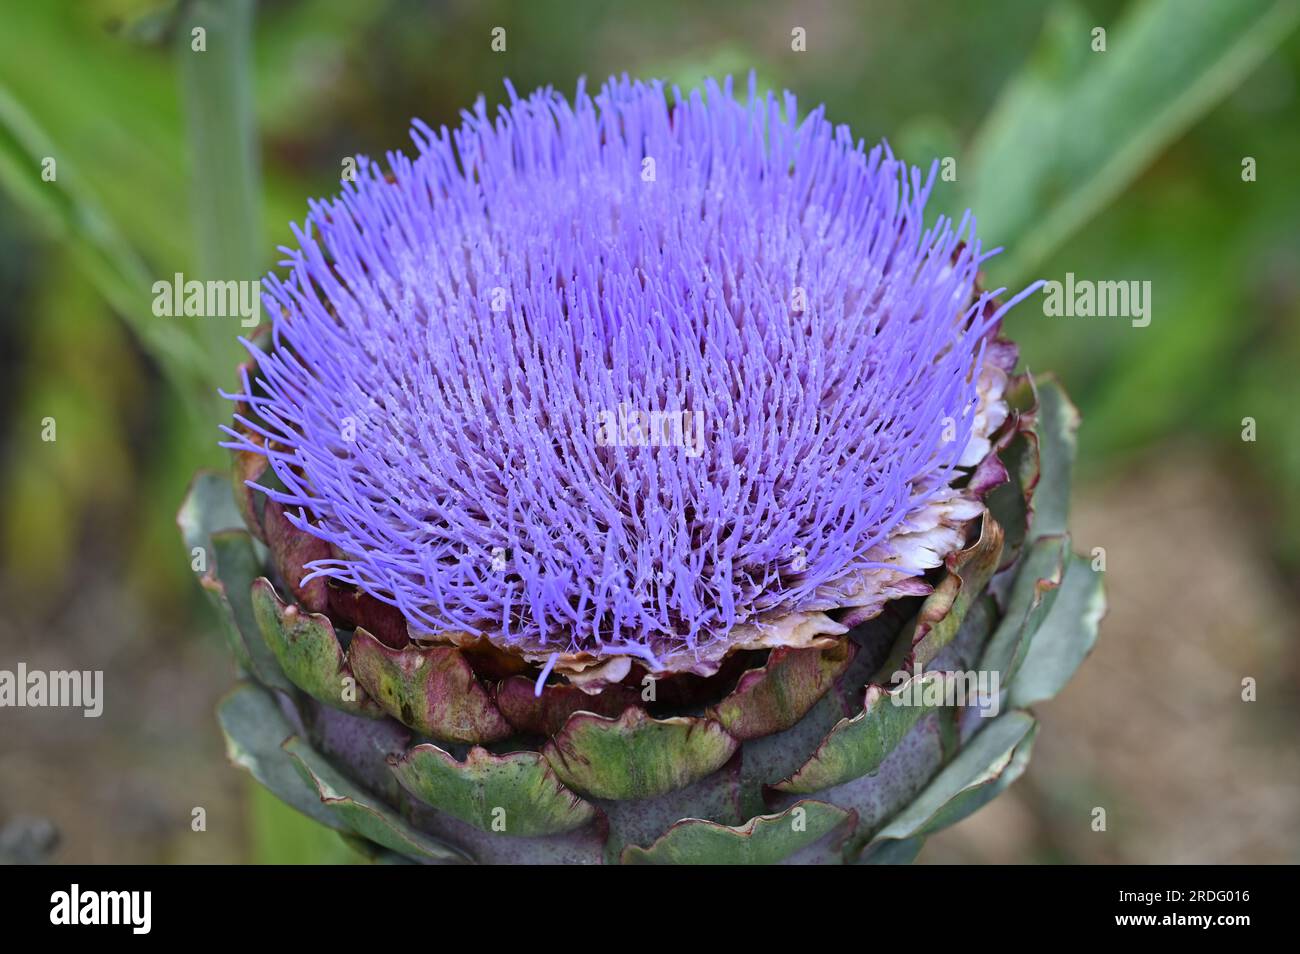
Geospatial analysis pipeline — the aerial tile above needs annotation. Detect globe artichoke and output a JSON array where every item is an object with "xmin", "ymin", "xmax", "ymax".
[{"xmin": 180, "ymin": 77, "xmax": 1104, "ymax": 865}]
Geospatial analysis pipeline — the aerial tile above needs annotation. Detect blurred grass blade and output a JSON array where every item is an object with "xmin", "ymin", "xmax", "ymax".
[
  {"xmin": 176, "ymin": 0, "xmax": 262, "ymax": 380},
  {"xmin": 0, "ymin": 85, "xmax": 210, "ymax": 394},
  {"xmin": 965, "ymin": 0, "xmax": 1300, "ymax": 284},
  {"xmin": 248, "ymin": 784, "xmax": 365, "ymax": 865}
]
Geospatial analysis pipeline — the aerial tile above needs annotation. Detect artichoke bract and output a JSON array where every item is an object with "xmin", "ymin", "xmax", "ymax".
[{"xmin": 181, "ymin": 77, "xmax": 1104, "ymax": 864}]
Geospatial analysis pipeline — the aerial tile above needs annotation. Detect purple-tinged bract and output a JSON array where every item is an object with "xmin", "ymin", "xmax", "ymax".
[{"xmin": 224, "ymin": 76, "xmax": 1036, "ymax": 672}]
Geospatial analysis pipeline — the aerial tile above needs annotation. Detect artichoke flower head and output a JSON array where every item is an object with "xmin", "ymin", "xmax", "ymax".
[{"xmin": 191, "ymin": 76, "xmax": 1100, "ymax": 865}]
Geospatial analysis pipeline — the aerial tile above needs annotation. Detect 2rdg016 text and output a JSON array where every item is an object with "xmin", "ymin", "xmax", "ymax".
[{"xmin": 1119, "ymin": 890, "xmax": 1250, "ymax": 905}]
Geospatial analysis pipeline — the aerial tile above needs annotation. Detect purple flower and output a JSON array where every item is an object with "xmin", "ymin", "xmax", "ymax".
[{"xmin": 224, "ymin": 76, "xmax": 1038, "ymax": 681}]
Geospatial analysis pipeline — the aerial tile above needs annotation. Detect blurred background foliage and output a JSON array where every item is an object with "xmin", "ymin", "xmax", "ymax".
[{"xmin": 0, "ymin": 0, "xmax": 1297, "ymax": 863}]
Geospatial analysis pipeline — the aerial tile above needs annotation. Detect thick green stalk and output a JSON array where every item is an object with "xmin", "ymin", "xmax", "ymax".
[{"xmin": 176, "ymin": 0, "xmax": 262, "ymax": 393}]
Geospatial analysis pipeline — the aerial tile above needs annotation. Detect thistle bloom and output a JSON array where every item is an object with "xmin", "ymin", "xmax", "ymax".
[
  {"xmin": 196, "ymin": 76, "xmax": 1098, "ymax": 865},
  {"xmin": 224, "ymin": 76, "xmax": 1036, "ymax": 684}
]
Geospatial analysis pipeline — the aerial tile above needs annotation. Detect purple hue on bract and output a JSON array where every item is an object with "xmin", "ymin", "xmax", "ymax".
[{"xmin": 222, "ymin": 76, "xmax": 1035, "ymax": 669}]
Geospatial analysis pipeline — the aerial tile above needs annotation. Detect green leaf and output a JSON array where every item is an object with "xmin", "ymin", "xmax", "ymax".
[
  {"xmin": 867, "ymin": 711, "xmax": 1037, "ymax": 846},
  {"xmin": 391, "ymin": 744, "xmax": 598, "ymax": 837},
  {"xmin": 707, "ymin": 641, "xmax": 855, "ymax": 742},
  {"xmin": 1009, "ymin": 553, "xmax": 1106, "ymax": 708},
  {"xmin": 622, "ymin": 800, "xmax": 855, "ymax": 865},
  {"xmin": 980, "ymin": 535, "xmax": 1068, "ymax": 684},
  {"xmin": 251, "ymin": 578, "xmax": 380, "ymax": 716},
  {"xmin": 966, "ymin": 0, "xmax": 1300, "ymax": 285},
  {"xmin": 1028, "ymin": 379, "xmax": 1080, "ymax": 541},
  {"xmin": 773, "ymin": 671, "xmax": 967, "ymax": 795},
  {"xmin": 347, "ymin": 629, "xmax": 512, "ymax": 744},
  {"xmin": 177, "ymin": 471, "xmax": 289, "ymax": 688},
  {"xmin": 208, "ymin": 531, "xmax": 291, "ymax": 689},
  {"xmin": 0, "ymin": 1, "xmax": 192, "ymax": 269},
  {"xmin": 176, "ymin": 470, "xmax": 245, "ymax": 552},
  {"xmin": 283, "ymin": 736, "xmax": 467, "ymax": 864},
  {"xmin": 857, "ymin": 836, "xmax": 925, "ymax": 865},
  {"xmin": 543, "ymin": 708, "xmax": 738, "ymax": 800},
  {"xmin": 0, "ymin": 86, "xmax": 211, "ymax": 401},
  {"xmin": 217, "ymin": 682, "xmax": 339, "ymax": 831},
  {"xmin": 912, "ymin": 722, "xmax": 1038, "ymax": 837}
]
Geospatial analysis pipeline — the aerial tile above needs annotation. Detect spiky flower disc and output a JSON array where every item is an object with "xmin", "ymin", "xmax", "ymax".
[{"xmin": 224, "ymin": 76, "xmax": 1036, "ymax": 678}]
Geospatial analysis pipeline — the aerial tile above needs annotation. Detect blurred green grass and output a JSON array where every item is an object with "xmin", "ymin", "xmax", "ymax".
[{"xmin": 1, "ymin": 0, "xmax": 1297, "ymax": 862}]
